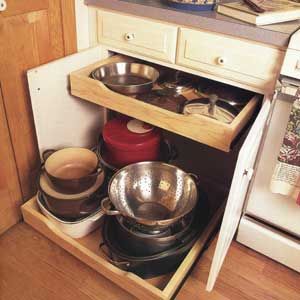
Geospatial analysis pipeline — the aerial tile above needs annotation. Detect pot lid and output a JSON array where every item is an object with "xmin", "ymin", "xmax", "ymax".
[
  {"xmin": 182, "ymin": 95, "xmax": 239, "ymax": 124},
  {"xmin": 195, "ymin": 80, "xmax": 253, "ymax": 109},
  {"xmin": 157, "ymin": 71, "xmax": 195, "ymax": 95},
  {"xmin": 103, "ymin": 117, "xmax": 161, "ymax": 151}
]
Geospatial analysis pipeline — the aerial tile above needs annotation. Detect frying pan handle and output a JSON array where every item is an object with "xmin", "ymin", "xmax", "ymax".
[
  {"xmin": 101, "ymin": 197, "xmax": 121, "ymax": 216},
  {"xmin": 99, "ymin": 243, "xmax": 131, "ymax": 268},
  {"xmin": 188, "ymin": 173, "xmax": 200, "ymax": 186}
]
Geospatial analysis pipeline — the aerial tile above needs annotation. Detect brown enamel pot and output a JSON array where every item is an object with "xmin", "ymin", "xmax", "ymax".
[{"xmin": 43, "ymin": 147, "xmax": 102, "ymax": 194}]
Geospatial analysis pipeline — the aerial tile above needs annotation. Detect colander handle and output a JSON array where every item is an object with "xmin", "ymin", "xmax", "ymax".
[{"xmin": 101, "ymin": 197, "xmax": 121, "ymax": 216}]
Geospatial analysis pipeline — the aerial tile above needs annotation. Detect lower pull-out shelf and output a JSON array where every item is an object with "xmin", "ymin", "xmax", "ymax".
[
  {"xmin": 22, "ymin": 197, "xmax": 224, "ymax": 300},
  {"xmin": 70, "ymin": 54, "xmax": 260, "ymax": 152}
]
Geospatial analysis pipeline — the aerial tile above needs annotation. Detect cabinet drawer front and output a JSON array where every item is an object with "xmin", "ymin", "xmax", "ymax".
[
  {"xmin": 177, "ymin": 28, "xmax": 284, "ymax": 90},
  {"xmin": 97, "ymin": 11, "xmax": 178, "ymax": 63}
]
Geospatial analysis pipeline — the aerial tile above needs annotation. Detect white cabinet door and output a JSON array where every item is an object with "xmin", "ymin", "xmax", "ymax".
[
  {"xmin": 206, "ymin": 97, "xmax": 272, "ymax": 291},
  {"xmin": 27, "ymin": 46, "xmax": 107, "ymax": 158}
]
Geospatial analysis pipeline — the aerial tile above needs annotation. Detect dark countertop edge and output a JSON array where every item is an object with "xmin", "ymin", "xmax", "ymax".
[{"xmin": 85, "ymin": 0, "xmax": 297, "ymax": 48}]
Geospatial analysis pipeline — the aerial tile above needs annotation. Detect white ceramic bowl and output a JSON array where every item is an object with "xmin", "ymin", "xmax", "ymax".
[{"xmin": 37, "ymin": 192, "xmax": 104, "ymax": 239}]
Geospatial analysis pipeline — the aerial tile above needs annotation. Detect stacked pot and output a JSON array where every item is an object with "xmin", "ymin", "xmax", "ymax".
[
  {"xmin": 37, "ymin": 147, "xmax": 107, "ymax": 238},
  {"xmin": 96, "ymin": 116, "xmax": 177, "ymax": 176},
  {"xmin": 99, "ymin": 161, "xmax": 204, "ymax": 278}
]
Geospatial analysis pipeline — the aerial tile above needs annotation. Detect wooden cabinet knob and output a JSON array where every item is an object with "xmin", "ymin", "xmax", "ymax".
[
  {"xmin": 0, "ymin": 0, "xmax": 7, "ymax": 12},
  {"xmin": 124, "ymin": 33, "xmax": 135, "ymax": 41}
]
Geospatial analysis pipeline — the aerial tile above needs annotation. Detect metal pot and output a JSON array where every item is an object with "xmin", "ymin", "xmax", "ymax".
[
  {"xmin": 101, "ymin": 162, "xmax": 198, "ymax": 227},
  {"xmin": 113, "ymin": 213, "xmax": 194, "ymax": 256},
  {"xmin": 100, "ymin": 190, "xmax": 210, "ymax": 278},
  {"xmin": 90, "ymin": 62, "xmax": 159, "ymax": 95},
  {"xmin": 157, "ymin": 70, "xmax": 195, "ymax": 95},
  {"xmin": 100, "ymin": 215, "xmax": 199, "ymax": 278}
]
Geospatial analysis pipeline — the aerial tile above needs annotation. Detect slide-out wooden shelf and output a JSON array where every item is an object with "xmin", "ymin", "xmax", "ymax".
[
  {"xmin": 69, "ymin": 55, "xmax": 260, "ymax": 152},
  {"xmin": 21, "ymin": 197, "xmax": 224, "ymax": 300}
]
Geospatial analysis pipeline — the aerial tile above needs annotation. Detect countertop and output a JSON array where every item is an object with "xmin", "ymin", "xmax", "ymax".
[
  {"xmin": 1, "ymin": 223, "xmax": 299, "ymax": 300},
  {"xmin": 85, "ymin": 0, "xmax": 300, "ymax": 48}
]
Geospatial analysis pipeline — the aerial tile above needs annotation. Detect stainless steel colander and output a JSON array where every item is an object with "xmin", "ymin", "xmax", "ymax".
[{"xmin": 101, "ymin": 162, "xmax": 198, "ymax": 227}]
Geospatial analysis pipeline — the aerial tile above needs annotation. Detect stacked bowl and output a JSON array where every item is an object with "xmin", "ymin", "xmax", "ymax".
[{"xmin": 37, "ymin": 147, "xmax": 107, "ymax": 238}]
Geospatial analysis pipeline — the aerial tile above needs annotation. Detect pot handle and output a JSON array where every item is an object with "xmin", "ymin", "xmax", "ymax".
[
  {"xmin": 164, "ymin": 139, "xmax": 178, "ymax": 162},
  {"xmin": 88, "ymin": 166, "xmax": 104, "ymax": 178},
  {"xmin": 42, "ymin": 149, "xmax": 56, "ymax": 162},
  {"xmin": 79, "ymin": 195, "xmax": 101, "ymax": 215},
  {"xmin": 101, "ymin": 197, "xmax": 121, "ymax": 216},
  {"xmin": 188, "ymin": 173, "xmax": 200, "ymax": 186},
  {"xmin": 99, "ymin": 243, "xmax": 131, "ymax": 268}
]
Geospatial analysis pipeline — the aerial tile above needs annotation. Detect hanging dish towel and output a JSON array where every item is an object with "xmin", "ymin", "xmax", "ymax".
[{"xmin": 270, "ymin": 98, "xmax": 300, "ymax": 205}]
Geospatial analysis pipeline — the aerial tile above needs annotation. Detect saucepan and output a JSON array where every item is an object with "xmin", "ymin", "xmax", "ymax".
[
  {"xmin": 96, "ymin": 135, "xmax": 178, "ymax": 176},
  {"xmin": 42, "ymin": 147, "xmax": 103, "ymax": 194},
  {"xmin": 91, "ymin": 62, "xmax": 159, "ymax": 95},
  {"xmin": 37, "ymin": 170, "xmax": 106, "ymax": 219},
  {"xmin": 101, "ymin": 161, "xmax": 198, "ymax": 227}
]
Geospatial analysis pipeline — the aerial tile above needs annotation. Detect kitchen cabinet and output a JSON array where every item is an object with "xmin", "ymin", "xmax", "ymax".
[
  {"xmin": 0, "ymin": 0, "xmax": 77, "ymax": 233},
  {"xmin": 97, "ymin": 10, "xmax": 178, "ymax": 63},
  {"xmin": 176, "ymin": 27, "xmax": 284, "ymax": 92},
  {"xmin": 21, "ymin": 4, "xmax": 298, "ymax": 300}
]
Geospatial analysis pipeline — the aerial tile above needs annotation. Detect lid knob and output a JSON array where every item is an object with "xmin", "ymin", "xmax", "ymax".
[{"xmin": 208, "ymin": 94, "xmax": 219, "ymax": 116}]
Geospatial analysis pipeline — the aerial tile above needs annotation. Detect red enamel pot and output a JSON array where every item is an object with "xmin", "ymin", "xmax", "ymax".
[{"xmin": 102, "ymin": 117, "xmax": 162, "ymax": 168}]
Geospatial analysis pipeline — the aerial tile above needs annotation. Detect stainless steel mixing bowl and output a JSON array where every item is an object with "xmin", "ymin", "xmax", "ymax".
[
  {"xmin": 91, "ymin": 62, "xmax": 159, "ymax": 95},
  {"xmin": 101, "ymin": 162, "xmax": 198, "ymax": 227}
]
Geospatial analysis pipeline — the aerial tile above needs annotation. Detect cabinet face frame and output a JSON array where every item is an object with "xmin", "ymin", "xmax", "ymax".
[{"xmin": 27, "ymin": 7, "xmax": 278, "ymax": 295}]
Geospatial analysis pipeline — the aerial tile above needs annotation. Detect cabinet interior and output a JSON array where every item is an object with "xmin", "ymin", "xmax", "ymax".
[{"xmin": 25, "ymin": 45, "xmax": 264, "ymax": 300}]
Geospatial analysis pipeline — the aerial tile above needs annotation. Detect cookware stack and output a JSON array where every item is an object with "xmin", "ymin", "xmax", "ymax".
[
  {"xmin": 100, "ymin": 161, "xmax": 208, "ymax": 278},
  {"xmin": 35, "ymin": 59, "xmax": 252, "ymax": 278},
  {"xmin": 37, "ymin": 147, "xmax": 107, "ymax": 238},
  {"xmin": 91, "ymin": 61, "xmax": 252, "ymax": 123},
  {"xmin": 96, "ymin": 116, "xmax": 177, "ymax": 177}
]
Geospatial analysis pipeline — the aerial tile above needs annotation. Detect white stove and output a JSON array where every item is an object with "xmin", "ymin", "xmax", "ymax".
[{"xmin": 237, "ymin": 31, "xmax": 300, "ymax": 272}]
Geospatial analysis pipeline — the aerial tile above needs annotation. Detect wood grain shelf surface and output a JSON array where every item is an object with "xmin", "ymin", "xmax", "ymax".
[
  {"xmin": 1, "ymin": 222, "xmax": 299, "ymax": 300},
  {"xmin": 70, "ymin": 55, "xmax": 260, "ymax": 152},
  {"xmin": 21, "ymin": 197, "xmax": 224, "ymax": 300}
]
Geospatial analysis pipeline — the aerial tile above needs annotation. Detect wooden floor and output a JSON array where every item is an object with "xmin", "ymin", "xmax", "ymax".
[{"xmin": 0, "ymin": 223, "xmax": 299, "ymax": 300}]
